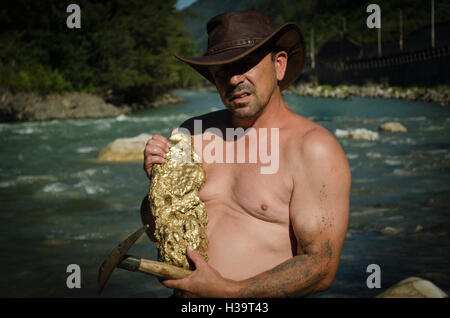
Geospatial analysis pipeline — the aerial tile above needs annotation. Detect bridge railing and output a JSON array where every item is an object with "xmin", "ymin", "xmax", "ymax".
[{"xmin": 321, "ymin": 46, "xmax": 450, "ymax": 71}]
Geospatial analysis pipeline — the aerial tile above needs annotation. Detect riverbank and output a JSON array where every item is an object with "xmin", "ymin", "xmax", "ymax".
[
  {"xmin": 2, "ymin": 83, "xmax": 449, "ymax": 123},
  {"xmin": 287, "ymin": 83, "xmax": 450, "ymax": 107},
  {"xmin": 0, "ymin": 90, "xmax": 185, "ymax": 123}
]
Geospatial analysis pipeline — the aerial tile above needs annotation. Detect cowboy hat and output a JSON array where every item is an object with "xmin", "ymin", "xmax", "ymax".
[{"xmin": 174, "ymin": 10, "xmax": 306, "ymax": 91}]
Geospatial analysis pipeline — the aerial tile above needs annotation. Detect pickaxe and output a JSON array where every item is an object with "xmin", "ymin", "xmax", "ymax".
[{"xmin": 98, "ymin": 225, "xmax": 192, "ymax": 295}]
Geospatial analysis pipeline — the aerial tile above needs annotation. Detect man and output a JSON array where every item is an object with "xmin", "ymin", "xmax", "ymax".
[{"xmin": 141, "ymin": 10, "xmax": 350, "ymax": 297}]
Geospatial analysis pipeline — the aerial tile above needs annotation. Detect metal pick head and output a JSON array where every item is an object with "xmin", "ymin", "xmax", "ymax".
[{"xmin": 97, "ymin": 225, "xmax": 149, "ymax": 295}]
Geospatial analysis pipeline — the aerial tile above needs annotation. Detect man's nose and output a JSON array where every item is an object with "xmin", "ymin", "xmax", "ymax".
[{"xmin": 229, "ymin": 73, "xmax": 245, "ymax": 86}]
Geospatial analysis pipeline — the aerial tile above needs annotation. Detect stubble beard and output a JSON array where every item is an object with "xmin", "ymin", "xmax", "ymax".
[
  {"xmin": 225, "ymin": 84, "xmax": 264, "ymax": 119},
  {"xmin": 232, "ymin": 100, "xmax": 263, "ymax": 118}
]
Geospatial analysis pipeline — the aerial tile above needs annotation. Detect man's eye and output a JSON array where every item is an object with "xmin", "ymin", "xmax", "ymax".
[{"xmin": 213, "ymin": 69, "xmax": 226, "ymax": 78}]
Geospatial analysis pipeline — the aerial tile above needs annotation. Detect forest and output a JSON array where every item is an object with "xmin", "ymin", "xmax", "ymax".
[
  {"xmin": 0, "ymin": 0, "xmax": 202, "ymax": 104},
  {"xmin": 1, "ymin": 0, "xmax": 449, "ymax": 101}
]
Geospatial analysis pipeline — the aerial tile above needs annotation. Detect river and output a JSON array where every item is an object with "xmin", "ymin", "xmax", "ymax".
[{"xmin": 0, "ymin": 89, "xmax": 449, "ymax": 297}]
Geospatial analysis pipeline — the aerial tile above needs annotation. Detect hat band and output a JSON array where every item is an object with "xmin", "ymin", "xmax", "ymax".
[{"xmin": 207, "ymin": 37, "xmax": 267, "ymax": 55}]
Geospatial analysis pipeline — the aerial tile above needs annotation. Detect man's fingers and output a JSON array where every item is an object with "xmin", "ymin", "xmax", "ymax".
[
  {"xmin": 144, "ymin": 156, "xmax": 166, "ymax": 177},
  {"xmin": 145, "ymin": 141, "xmax": 169, "ymax": 155},
  {"xmin": 144, "ymin": 156, "xmax": 166, "ymax": 171},
  {"xmin": 161, "ymin": 278, "xmax": 185, "ymax": 290},
  {"xmin": 149, "ymin": 155, "xmax": 166, "ymax": 164},
  {"xmin": 145, "ymin": 146, "xmax": 167, "ymax": 158},
  {"xmin": 146, "ymin": 140, "xmax": 168, "ymax": 152},
  {"xmin": 143, "ymin": 133, "xmax": 171, "ymax": 178},
  {"xmin": 152, "ymin": 134, "xmax": 170, "ymax": 145},
  {"xmin": 186, "ymin": 246, "xmax": 205, "ymax": 269}
]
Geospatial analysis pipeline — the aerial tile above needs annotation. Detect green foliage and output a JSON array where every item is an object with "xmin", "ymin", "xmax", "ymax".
[
  {"xmin": 5, "ymin": 64, "xmax": 73, "ymax": 94},
  {"xmin": 432, "ymin": 85, "xmax": 450, "ymax": 93},
  {"xmin": 380, "ymin": 76, "xmax": 390, "ymax": 88},
  {"xmin": 411, "ymin": 87, "xmax": 427, "ymax": 95},
  {"xmin": 0, "ymin": 0, "xmax": 201, "ymax": 103},
  {"xmin": 392, "ymin": 86, "xmax": 408, "ymax": 93},
  {"xmin": 309, "ymin": 75, "xmax": 319, "ymax": 87},
  {"xmin": 321, "ymin": 85, "xmax": 333, "ymax": 91},
  {"xmin": 336, "ymin": 85, "xmax": 351, "ymax": 92}
]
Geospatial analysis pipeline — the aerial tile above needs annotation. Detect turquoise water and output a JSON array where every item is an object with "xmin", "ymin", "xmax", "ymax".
[{"xmin": 0, "ymin": 89, "xmax": 449, "ymax": 297}]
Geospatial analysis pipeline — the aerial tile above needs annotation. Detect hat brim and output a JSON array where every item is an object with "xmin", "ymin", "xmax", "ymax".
[{"xmin": 174, "ymin": 23, "xmax": 306, "ymax": 91}]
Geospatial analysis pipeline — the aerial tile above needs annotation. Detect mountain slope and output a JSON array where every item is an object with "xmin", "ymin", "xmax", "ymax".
[{"xmin": 181, "ymin": 0, "xmax": 258, "ymax": 53}]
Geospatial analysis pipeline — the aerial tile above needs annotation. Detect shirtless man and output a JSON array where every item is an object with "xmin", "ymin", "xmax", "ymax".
[{"xmin": 141, "ymin": 11, "xmax": 350, "ymax": 297}]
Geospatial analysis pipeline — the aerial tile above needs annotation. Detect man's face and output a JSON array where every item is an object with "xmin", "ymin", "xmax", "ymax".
[{"xmin": 210, "ymin": 51, "xmax": 281, "ymax": 118}]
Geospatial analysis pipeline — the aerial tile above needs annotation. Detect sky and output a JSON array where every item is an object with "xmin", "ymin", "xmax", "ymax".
[{"xmin": 175, "ymin": 0, "xmax": 197, "ymax": 10}]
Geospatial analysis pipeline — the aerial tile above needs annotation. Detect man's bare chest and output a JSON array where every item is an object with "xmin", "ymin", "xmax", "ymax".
[{"xmin": 199, "ymin": 161, "xmax": 292, "ymax": 224}]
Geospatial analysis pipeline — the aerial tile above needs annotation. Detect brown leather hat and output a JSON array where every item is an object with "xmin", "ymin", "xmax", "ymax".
[{"xmin": 174, "ymin": 10, "xmax": 306, "ymax": 91}]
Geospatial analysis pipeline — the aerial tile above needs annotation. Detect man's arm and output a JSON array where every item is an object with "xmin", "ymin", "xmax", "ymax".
[
  {"xmin": 234, "ymin": 128, "xmax": 351, "ymax": 297},
  {"xmin": 162, "ymin": 128, "xmax": 350, "ymax": 298}
]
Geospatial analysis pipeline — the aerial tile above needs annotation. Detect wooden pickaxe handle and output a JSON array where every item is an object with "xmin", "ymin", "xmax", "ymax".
[{"xmin": 118, "ymin": 255, "xmax": 192, "ymax": 280}]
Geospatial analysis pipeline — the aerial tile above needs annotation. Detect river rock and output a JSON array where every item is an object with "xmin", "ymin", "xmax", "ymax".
[
  {"xmin": 379, "ymin": 122, "xmax": 407, "ymax": 133},
  {"xmin": 376, "ymin": 277, "xmax": 448, "ymax": 298},
  {"xmin": 97, "ymin": 133, "xmax": 152, "ymax": 162},
  {"xmin": 149, "ymin": 93, "xmax": 186, "ymax": 108},
  {"xmin": 380, "ymin": 226, "xmax": 403, "ymax": 235},
  {"xmin": 335, "ymin": 128, "xmax": 379, "ymax": 141}
]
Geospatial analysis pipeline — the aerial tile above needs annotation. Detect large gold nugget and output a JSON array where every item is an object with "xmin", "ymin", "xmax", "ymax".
[{"xmin": 148, "ymin": 132, "xmax": 208, "ymax": 269}]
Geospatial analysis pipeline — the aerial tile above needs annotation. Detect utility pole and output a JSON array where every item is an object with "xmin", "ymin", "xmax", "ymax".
[
  {"xmin": 340, "ymin": 17, "xmax": 346, "ymax": 68},
  {"xmin": 341, "ymin": 17, "xmax": 346, "ymax": 39},
  {"xmin": 431, "ymin": 0, "xmax": 435, "ymax": 48},
  {"xmin": 399, "ymin": 9, "xmax": 403, "ymax": 51},
  {"xmin": 378, "ymin": 27, "xmax": 382, "ymax": 57},
  {"xmin": 311, "ymin": 27, "xmax": 315, "ymax": 69}
]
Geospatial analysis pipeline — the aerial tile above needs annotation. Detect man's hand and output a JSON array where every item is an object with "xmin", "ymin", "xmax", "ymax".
[
  {"xmin": 161, "ymin": 247, "xmax": 238, "ymax": 298},
  {"xmin": 143, "ymin": 134, "xmax": 170, "ymax": 179}
]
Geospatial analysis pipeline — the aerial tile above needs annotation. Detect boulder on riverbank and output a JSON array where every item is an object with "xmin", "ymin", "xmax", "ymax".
[
  {"xmin": 379, "ymin": 122, "xmax": 408, "ymax": 133},
  {"xmin": 0, "ymin": 90, "xmax": 186, "ymax": 122},
  {"xmin": 335, "ymin": 128, "xmax": 380, "ymax": 141},
  {"xmin": 149, "ymin": 93, "xmax": 186, "ymax": 108},
  {"xmin": 97, "ymin": 133, "xmax": 152, "ymax": 162},
  {"xmin": 376, "ymin": 277, "xmax": 448, "ymax": 298},
  {"xmin": 289, "ymin": 84, "xmax": 351, "ymax": 100},
  {"xmin": 0, "ymin": 91, "xmax": 132, "ymax": 122}
]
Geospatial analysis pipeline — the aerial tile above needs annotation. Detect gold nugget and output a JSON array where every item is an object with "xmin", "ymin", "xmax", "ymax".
[{"xmin": 148, "ymin": 132, "xmax": 208, "ymax": 269}]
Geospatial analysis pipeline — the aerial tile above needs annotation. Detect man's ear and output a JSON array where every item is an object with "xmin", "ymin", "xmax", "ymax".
[{"xmin": 274, "ymin": 51, "xmax": 288, "ymax": 81}]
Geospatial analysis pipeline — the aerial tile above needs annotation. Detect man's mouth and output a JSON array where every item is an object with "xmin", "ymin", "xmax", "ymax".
[{"xmin": 230, "ymin": 91, "xmax": 251, "ymax": 103}]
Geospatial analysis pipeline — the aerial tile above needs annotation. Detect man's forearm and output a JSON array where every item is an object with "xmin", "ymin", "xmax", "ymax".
[{"xmin": 232, "ymin": 254, "xmax": 330, "ymax": 298}]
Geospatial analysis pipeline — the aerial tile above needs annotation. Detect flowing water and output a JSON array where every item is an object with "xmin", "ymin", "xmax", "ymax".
[{"xmin": 0, "ymin": 89, "xmax": 449, "ymax": 297}]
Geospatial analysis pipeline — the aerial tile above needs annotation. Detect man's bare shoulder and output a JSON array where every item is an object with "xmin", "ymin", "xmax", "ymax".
[
  {"xmin": 285, "ymin": 115, "xmax": 349, "ymax": 174},
  {"xmin": 302, "ymin": 126, "xmax": 343, "ymax": 159},
  {"xmin": 180, "ymin": 109, "xmax": 230, "ymax": 134}
]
